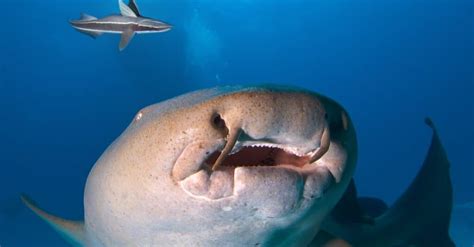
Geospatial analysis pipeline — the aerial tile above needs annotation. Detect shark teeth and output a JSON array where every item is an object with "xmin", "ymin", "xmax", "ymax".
[
  {"xmin": 176, "ymin": 136, "xmax": 347, "ymax": 200},
  {"xmin": 232, "ymin": 142, "xmax": 305, "ymax": 157}
]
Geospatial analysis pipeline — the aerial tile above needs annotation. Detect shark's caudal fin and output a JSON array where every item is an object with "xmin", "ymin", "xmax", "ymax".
[
  {"xmin": 388, "ymin": 117, "xmax": 455, "ymax": 247},
  {"xmin": 20, "ymin": 194, "xmax": 85, "ymax": 247},
  {"xmin": 316, "ymin": 118, "xmax": 455, "ymax": 247}
]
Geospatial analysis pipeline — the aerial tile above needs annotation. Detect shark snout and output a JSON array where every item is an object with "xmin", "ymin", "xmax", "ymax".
[
  {"xmin": 171, "ymin": 90, "xmax": 355, "ymax": 211},
  {"xmin": 162, "ymin": 23, "xmax": 172, "ymax": 29},
  {"xmin": 156, "ymin": 23, "xmax": 172, "ymax": 32}
]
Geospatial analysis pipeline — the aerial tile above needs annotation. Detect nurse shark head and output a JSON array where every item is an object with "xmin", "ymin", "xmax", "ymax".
[{"xmin": 22, "ymin": 85, "xmax": 357, "ymax": 246}]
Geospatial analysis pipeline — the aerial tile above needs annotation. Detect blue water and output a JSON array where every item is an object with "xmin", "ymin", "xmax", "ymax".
[{"xmin": 0, "ymin": 0, "xmax": 472, "ymax": 246}]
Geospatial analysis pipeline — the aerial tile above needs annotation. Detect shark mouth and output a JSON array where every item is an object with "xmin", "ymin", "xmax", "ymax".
[{"xmin": 172, "ymin": 134, "xmax": 347, "ymax": 201}]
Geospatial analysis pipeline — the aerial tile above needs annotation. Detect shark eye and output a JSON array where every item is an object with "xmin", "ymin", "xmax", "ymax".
[{"xmin": 134, "ymin": 111, "xmax": 143, "ymax": 122}]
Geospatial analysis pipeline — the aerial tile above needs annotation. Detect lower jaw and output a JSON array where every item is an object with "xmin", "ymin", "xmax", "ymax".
[{"xmin": 179, "ymin": 163, "xmax": 334, "ymax": 204}]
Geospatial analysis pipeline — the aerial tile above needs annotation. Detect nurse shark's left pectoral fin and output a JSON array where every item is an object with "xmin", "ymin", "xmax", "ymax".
[
  {"xmin": 119, "ymin": 29, "xmax": 135, "ymax": 51},
  {"xmin": 20, "ymin": 194, "xmax": 85, "ymax": 247}
]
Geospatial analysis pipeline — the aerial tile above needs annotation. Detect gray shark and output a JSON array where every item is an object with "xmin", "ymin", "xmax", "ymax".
[{"xmin": 70, "ymin": 0, "xmax": 172, "ymax": 51}]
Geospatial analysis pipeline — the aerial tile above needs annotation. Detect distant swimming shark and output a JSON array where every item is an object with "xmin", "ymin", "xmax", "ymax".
[{"xmin": 70, "ymin": 0, "xmax": 172, "ymax": 51}]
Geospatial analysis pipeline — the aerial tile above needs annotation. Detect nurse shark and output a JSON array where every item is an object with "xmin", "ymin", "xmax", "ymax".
[
  {"xmin": 21, "ymin": 86, "xmax": 455, "ymax": 246},
  {"xmin": 22, "ymin": 86, "xmax": 357, "ymax": 246}
]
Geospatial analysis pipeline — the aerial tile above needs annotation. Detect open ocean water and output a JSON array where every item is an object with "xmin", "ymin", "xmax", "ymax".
[{"xmin": 0, "ymin": 0, "xmax": 472, "ymax": 246}]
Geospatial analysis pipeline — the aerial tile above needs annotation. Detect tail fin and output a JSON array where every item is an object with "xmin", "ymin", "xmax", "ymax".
[
  {"xmin": 316, "ymin": 118, "xmax": 455, "ymax": 247},
  {"xmin": 21, "ymin": 194, "xmax": 85, "ymax": 247},
  {"xmin": 374, "ymin": 117, "xmax": 455, "ymax": 246},
  {"xmin": 396, "ymin": 118, "xmax": 455, "ymax": 246}
]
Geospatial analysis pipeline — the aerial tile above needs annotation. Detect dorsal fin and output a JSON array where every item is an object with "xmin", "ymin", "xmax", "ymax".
[
  {"xmin": 21, "ymin": 194, "xmax": 85, "ymax": 246},
  {"xmin": 118, "ymin": 0, "xmax": 137, "ymax": 17},
  {"xmin": 128, "ymin": 0, "xmax": 141, "ymax": 17},
  {"xmin": 80, "ymin": 13, "xmax": 97, "ymax": 21}
]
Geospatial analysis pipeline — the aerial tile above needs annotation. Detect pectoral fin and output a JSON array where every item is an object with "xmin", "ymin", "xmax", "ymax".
[
  {"xmin": 119, "ymin": 29, "xmax": 135, "ymax": 51},
  {"xmin": 21, "ymin": 194, "xmax": 85, "ymax": 247},
  {"xmin": 75, "ymin": 29, "xmax": 103, "ymax": 39}
]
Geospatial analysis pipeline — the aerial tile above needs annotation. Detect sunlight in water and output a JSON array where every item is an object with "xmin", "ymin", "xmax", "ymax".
[{"xmin": 185, "ymin": 9, "xmax": 222, "ymax": 76}]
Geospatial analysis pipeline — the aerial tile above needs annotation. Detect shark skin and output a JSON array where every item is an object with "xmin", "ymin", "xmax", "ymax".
[
  {"xmin": 22, "ymin": 85, "xmax": 358, "ymax": 246},
  {"xmin": 69, "ymin": 0, "xmax": 171, "ymax": 51},
  {"xmin": 313, "ymin": 118, "xmax": 455, "ymax": 247}
]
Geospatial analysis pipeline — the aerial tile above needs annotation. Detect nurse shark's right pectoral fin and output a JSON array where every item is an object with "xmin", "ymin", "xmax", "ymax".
[{"xmin": 20, "ymin": 194, "xmax": 85, "ymax": 247}]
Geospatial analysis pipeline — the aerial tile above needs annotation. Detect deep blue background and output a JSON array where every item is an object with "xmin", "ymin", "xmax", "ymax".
[{"xmin": 0, "ymin": 0, "xmax": 472, "ymax": 246}]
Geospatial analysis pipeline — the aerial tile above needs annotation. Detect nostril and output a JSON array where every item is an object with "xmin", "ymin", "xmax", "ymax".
[{"xmin": 211, "ymin": 113, "xmax": 226, "ymax": 129}]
